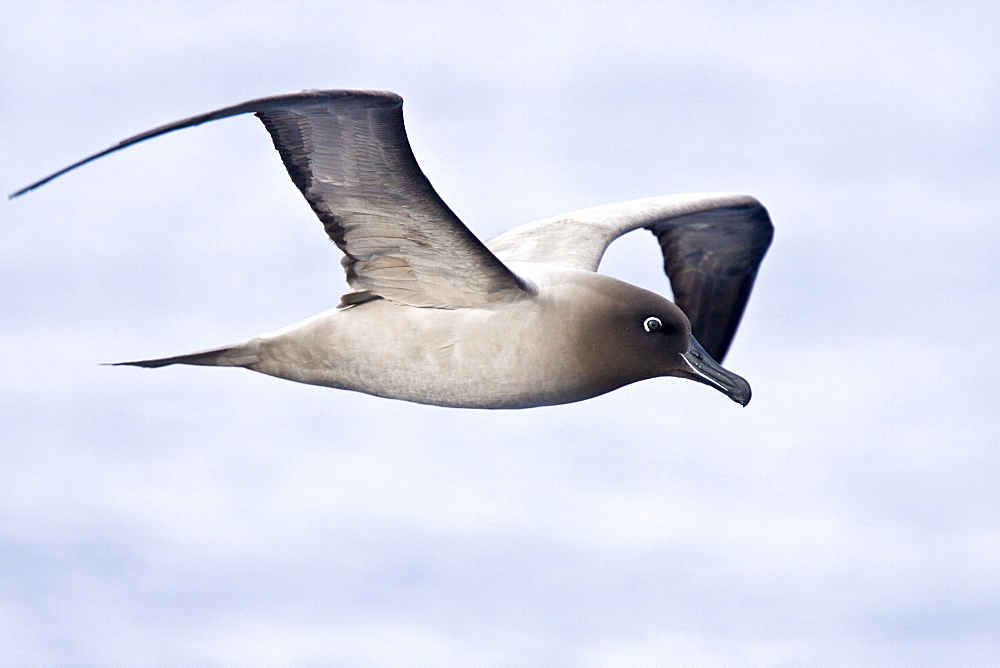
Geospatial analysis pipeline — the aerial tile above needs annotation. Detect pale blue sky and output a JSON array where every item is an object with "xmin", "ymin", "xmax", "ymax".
[{"xmin": 3, "ymin": 1, "xmax": 999, "ymax": 665}]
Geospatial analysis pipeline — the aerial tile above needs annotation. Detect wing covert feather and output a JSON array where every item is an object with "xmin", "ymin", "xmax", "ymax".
[{"xmin": 253, "ymin": 94, "xmax": 528, "ymax": 308}]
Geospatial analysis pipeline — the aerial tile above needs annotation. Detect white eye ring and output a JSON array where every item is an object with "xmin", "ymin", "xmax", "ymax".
[{"xmin": 643, "ymin": 316, "xmax": 662, "ymax": 333}]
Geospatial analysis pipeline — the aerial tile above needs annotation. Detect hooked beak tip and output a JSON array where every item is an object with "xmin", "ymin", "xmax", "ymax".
[
  {"xmin": 681, "ymin": 335, "xmax": 753, "ymax": 407},
  {"xmin": 736, "ymin": 385, "xmax": 752, "ymax": 407}
]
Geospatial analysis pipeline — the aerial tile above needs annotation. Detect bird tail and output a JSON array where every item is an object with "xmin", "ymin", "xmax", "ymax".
[{"xmin": 109, "ymin": 342, "xmax": 259, "ymax": 369}]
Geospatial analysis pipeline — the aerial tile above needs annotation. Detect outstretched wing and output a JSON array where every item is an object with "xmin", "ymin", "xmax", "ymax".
[
  {"xmin": 12, "ymin": 90, "xmax": 529, "ymax": 309},
  {"xmin": 486, "ymin": 193, "xmax": 773, "ymax": 361}
]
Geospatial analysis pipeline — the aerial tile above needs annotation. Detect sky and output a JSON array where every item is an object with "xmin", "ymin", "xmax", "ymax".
[{"xmin": 2, "ymin": 1, "xmax": 999, "ymax": 665}]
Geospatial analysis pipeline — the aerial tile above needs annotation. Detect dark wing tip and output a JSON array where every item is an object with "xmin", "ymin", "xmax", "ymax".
[
  {"xmin": 653, "ymin": 201, "xmax": 774, "ymax": 362},
  {"xmin": 8, "ymin": 89, "xmax": 404, "ymax": 199},
  {"xmin": 105, "ymin": 359, "xmax": 173, "ymax": 368}
]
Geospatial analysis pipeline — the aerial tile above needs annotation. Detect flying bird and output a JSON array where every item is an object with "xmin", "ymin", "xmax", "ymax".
[{"xmin": 11, "ymin": 90, "xmax": 773, "ymax": 409}]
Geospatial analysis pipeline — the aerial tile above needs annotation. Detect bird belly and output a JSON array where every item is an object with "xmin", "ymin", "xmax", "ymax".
[{"xmin": 245, "ymin": 300, "xmax": 607, "ymax": 409}]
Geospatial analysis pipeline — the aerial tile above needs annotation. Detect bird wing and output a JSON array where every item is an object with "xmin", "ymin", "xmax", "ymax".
[
  {"xmin": 486, "ymin": 194, "xmax": 774, "ymax": 361},
  {"xmin": 12, "ymin": 90, "xmax": 530, "ymax": 309}
]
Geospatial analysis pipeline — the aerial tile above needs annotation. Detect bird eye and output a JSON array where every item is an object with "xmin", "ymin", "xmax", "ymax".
[{"xmin": 643, "ymin": 316, "xmax": 662, "ymax": 333}]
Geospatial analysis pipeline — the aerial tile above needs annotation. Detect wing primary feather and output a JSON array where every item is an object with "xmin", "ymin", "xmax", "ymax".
[
  {"xmin": 9, "ymin": 90, "xmax": 399, "ymax": 199},
  {"xmin": 650, "ymin": 202, "xmax": 773, "ymax": 361}
]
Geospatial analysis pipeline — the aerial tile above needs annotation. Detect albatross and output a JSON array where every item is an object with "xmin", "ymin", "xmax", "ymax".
[{"xmin": 11, "ymin": 90, "xmax": 773, "ymax": 409}]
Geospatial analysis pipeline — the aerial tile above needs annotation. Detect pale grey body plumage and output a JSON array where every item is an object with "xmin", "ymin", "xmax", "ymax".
[{"xmin": 11, "ymin": 90, "xmax": 774, "ymax": 409}]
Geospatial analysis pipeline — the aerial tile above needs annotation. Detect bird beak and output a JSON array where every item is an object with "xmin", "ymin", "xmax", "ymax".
[{"xmin": 678, "ymin": 335, "xmax": 752, "ymax": 406}]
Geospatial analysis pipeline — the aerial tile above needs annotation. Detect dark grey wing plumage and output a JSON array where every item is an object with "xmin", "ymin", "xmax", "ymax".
[
  {"xmin": 12, "ymin": 90, "xmax": 528, "ymax": 309},
  {"xmin": 487, "ymin": 193, "xmax": 773, "ymax": 361},
  {"xmin": 650, "ymin": 201, "xmax": 772, "ymax": 361}
]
